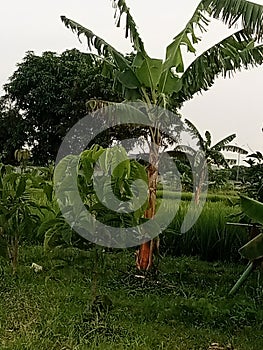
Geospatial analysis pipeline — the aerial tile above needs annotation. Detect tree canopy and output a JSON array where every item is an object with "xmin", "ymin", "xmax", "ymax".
[
  {"xmin": 61, "ymin": 0, "xmax": 263, "ymax": 109},
  {"xmin": 1, "ymin": 49, "xmax": 121, "ymax": 165}
]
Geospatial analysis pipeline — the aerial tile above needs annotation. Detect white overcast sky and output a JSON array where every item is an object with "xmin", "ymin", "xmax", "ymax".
[{"xmin": 1, "ymin": 0, "xmax": 262, "ymax": 157}]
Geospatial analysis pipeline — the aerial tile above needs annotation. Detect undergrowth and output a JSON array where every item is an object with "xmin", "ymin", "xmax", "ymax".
[{"xmin": 0, "ymin": 246, "xmax": 262, "ymax": 350}]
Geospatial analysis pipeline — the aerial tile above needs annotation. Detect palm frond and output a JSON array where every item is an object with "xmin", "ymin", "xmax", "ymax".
[
  {"xmin": 244, "ymin": 158, "xmax": 256, "ymax": 166},
  {"xmin": 179, "ymin": 30, "xmax": 263, "ymax": 102},
  {"xmin": 162, "ymin": 0, "xmax": 263, "ymax": 75},
  {"xmin": 159, "ymin": 1, "xmax": 211, "ymax": 92},
  {"xmin": 222, "ymin": 145, "xmax": 248, "ymax": 154},
  {"xmin": 61, "ymin": 16, "xmax": 112, "ymax": 56},
  {"xmin": 61, "ymin": 16, "xmax": 142, "ymax": 94},
  {"xmin": 247, "ymin": 151, "xmax": 263, "ymax": 159},
  {"xmin": 205, "ymin": 131, "xmax": 212, "ymax": 146},
  {"xmin": 172, "ymin": 145, "xmax": 196, "ymax": 157},
  {"xmin": 111, "ymin": 0, "xmax": 146, "ymax": 53},
  {"xmin": 209, "ymin": 150, "xmax": 230, "ymax": 167},
  {"xmin": 226, "ymin": 158, "xmax": 237, "ymax": 165},
  {"xmin": 212, "ymin": 134, "xmax": 236, "ymax": 150},
  {"xmin": 61, "ymin": 16, "xmax": 131, "ymax": 70},
  {"xmin": 184, "ymin": 119, "xmax": 205, "ymax": 148},
  {"xmin": 203, "ymin": 0, "xmax": 263, "ymax": 41}
]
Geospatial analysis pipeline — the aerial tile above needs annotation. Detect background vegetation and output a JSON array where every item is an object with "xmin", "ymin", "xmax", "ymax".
[{"xmin": 0, "ymin": 0, "xmax": 263, "ymax": 348}]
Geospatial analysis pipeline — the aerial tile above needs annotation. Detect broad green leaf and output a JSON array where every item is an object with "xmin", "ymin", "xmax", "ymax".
[
  {"xmin": 112, "ymin": 160, "xmax": 130, "ymax": 179},
  {"xmin": 240, "ymin": 195, "xmax": 263, "ymax": 225},
  {"xmin": 61, "ymin": 16, "xmax": 142, "ymax": 92},
  {"xmin": 101, "ymin": 60, "xmax": 114, "ymax": 78},
  {"xmin": 91, "ymin": 145, "xmax": 105, "ymax": 161},
  {"xmin": 130, "ymin": 160, "xmax": 147, "ymax": 183},
  {"xmin": 239, "ymin": 233, "xmax": 263, "ymax": 260},
  {"xmin": 110, "ymin": 146, "xmax": 130, "ymax": 179},
  {"xmin": 43, "ymin": 219, "xmax": 72, "ymax": 251},
  {"xmin": 212, "ymin": 134, "xmax": 236, "ymax": 150},
  {"xmin": 229, "ymin": 261, "xmax": 254, "ymax": 295},
  {"xmin": 123, "ymin": 88, "xmax": 141, "ymax": 100},
  {"xmin": 15, "ymin": 176, "xmax": 27, "ymax": 198},
  {"xmin": 98, "ymin": 149, "xmax": 110, "ymax": 173},
  {"xmin": 54, "ymin": 155, "xmax": 78, "ymax": 189},
  {"xmin": 222, "ymin": 145, "xmax": 248, "ymax": 154},
  {"xmin": 163, "ymin": 43, "xmax": 184, "ymax": 73},
  {"xmin": 62, "ymin": 227, "xmax": 73, "ymax": 245},
  {"xmin": 132, "ymin": 52, "xmax": 144, "ymax": 68},
  {"xmin": 158, "ymin": 72, "xmax": 182, "ymax": 94},
  {"xmin": 179, "ymin": 30, "xmax": 263, "ymax": 103},
  {"xmin": 110, "ymin": 0, "xmax": 146, "ymax": 53},
  {"xmin": 44, "ymin": 228, "xmax": 59, "ymax": 251},
  {"xmin": 38, "ymin": 218, "xmax": 61, "ymax": 238},
  {"xmin": 108, "ymin": 102, "xmax": 150, "ymax": 125},
  {"xmin": 159, "ymin": 0, "xmax": 210, "ymax": 93},
  {"xmin": 43, "ymin": 183, "xmax": 53, "ymax": 202},
  {"xmin": 116, "ymin": 69, "xmax": 141, "ymax": 89},
  {"xmin": 136, "ymin": 57, "xmax": 163, "ymax": 90},
  {"xmin": 164, "ymin": 34, "xmax": 194, "ymax": 73},
  {"xmin": 111, "ymin": 50, "xmax": 133, "ymax": 71}
]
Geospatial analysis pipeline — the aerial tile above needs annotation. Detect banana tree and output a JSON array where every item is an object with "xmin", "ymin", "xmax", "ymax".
[
  {"xmin": 178, "ymin": 120, "xmax": 248, "ymax": 203},
  {"xmin": 61, "ymin": 0, "xmax": 263, "ymax": 271},
  {"xmin": 230, "ymin": 195, "xmax": 263, "ymax": 294}
]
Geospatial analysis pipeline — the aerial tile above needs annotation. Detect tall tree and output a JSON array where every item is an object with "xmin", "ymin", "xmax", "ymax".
[
  {"xmin": 3, "ymin": 49, "xmax": 121, "ymax": 165},
  {"xmin": 61, "ymin": 0, "xmax": 263, "ymax": 270}
]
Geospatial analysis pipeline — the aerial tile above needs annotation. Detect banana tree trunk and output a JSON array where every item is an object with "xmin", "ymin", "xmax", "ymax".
[
  {"xmin": 194, "ymin": 168, "xmax": 205, "ymax": 205},
  {"xmin": 136, "ymin": 130, "xmax": 160, "ymax": 271}
]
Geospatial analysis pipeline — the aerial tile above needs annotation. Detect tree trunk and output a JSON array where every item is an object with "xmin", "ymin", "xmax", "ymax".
[
  {"xmin": 136, "ymin": 130, "xmax": 160, "ymax": 271},
  {"xmin": 194, "ymin": 168, "xmax": 205, "ymax": 205},
  {"xmin": 194, "ymin": 182, "xmax": 201, "ymax": 205}
]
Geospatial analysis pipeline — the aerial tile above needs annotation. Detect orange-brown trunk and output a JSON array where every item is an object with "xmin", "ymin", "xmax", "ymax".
[
  {"xmin": 136, "ymin": 241, "xmax": 151, "ymax": 271},
  {"xmin": 136, "ymin": 129, "xmax": 160, "ymax": 271}
]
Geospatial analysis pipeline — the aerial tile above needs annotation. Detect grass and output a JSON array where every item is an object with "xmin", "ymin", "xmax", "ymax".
[
  {"xmin": 156, "ymin": 190, "xmax": 239, "ymax": 203},
  {"xmin": 0, "ymin": 246, "xmax": 262, "ymax": 349},
  {"xmin": 161, "ymin": 200, "xmax": 247, "ymax": 261}
]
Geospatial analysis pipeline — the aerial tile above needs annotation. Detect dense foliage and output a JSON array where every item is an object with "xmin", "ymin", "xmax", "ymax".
[{"xmin": 1, "ymin": 49, "xmax": 121, "ymax": 165}]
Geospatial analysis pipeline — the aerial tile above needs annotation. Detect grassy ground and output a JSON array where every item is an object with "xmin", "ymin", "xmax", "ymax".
[{"xmin": 0, "ymin": 246, "xmax": 262, "ymax": 350}]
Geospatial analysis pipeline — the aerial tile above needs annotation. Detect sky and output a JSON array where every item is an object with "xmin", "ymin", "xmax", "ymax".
[{"xmin": 1, "ymin": 0, "xmax": 262, "ymax": 161}]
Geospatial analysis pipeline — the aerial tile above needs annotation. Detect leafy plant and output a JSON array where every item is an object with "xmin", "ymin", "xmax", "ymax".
[
  {"xmin": 61, "ymin": 0, "xmax": 263, "ymax": 271},
  {"xmin": 0, "ymin": 164, "xmax": 48, "ymax": 273},
  {"xmin": 176, "ymin": 120, "xmax": 247, "ymax": 204},
  {"xmin": 242, "ymin": 152, "xmax": 263, "ymax": 201},
  {"xmin": 230, "ymin": 195, "xmax": 263, "ymax": 294},
  {"xmin": 42, "ymin": 145, "xmax": 148, "ymax": 251}
]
